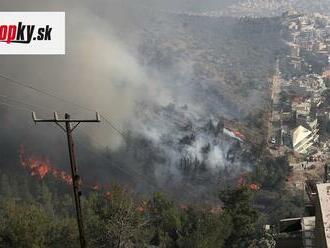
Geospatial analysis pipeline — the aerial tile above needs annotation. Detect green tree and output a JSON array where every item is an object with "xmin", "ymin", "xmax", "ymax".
[
  {"xmin": 179, "ymin": 207, "xmax": 232, "ymax": 248},
  {"xmin": 220, "ymin": 186, "xmax": 259, "ymax": 248},
  {"xmin": 39, "ymin": 182, "xmax": 54, "ymax": 215},
  {"xmin": 147, "ymin": 192, "xmax": 181, "ymax": 247},
  {"xmin": 85, "ymin": 185, "xmax": 151, "ymax": 248},
  {"xmin": 0, "ymin": 173, "xmax": 12, "ymax": 199},
  {"xmin": 46, "ymin": 217, "xmax": 79, "ymax": 248},
  {"xmin": 0, "ymin": 201, "xmax": 51, "ymax": 247},
  {"xmin": 20, "ymin": 178, "xmax": 33, "ymax": 202},
  {"xmin": 248, "ymin": 233, "xmax": 276, "ymax": 248},
  {"xmin": 254, "ymin": 156, "xmax": 290, "ymax": 190}
]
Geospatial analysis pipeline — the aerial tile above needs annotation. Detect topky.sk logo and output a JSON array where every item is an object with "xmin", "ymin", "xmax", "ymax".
[{"xmin": 0, "ymin": 12, "xmax": 65, "ymax": 54}]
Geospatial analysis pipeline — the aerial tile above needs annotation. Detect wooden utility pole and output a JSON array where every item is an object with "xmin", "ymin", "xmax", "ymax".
[{"xmin": 32, "ymin": 112, "xmax": 101, "ymax": 248}]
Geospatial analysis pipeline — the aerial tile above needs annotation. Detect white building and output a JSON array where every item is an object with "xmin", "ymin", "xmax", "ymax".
[
  {"xmin": 292, "ymin": 125, "xmax": 319, "ymax": 154},
  {"xmin": 315, "ymin": 183, "xmax": 330, "ymax": 248}
]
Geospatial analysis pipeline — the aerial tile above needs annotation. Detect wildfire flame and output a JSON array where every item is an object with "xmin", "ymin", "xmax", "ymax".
[
  {"xmin": 20, "ymin": 146, "xmax": 252, "ymax": 211},
  {"xmin": 249, "ymin": 184, "xmax": 259, "ymax": 191},
  {"xmin": 19, "ymin": 145, "xmax": 114, "ymax": 197},
  {"xmin": 20, "ymin": 145, "xmax": 72, "ymax": 184},
  {"xmin": 237, "ymin": 173, "xmax": 260, "ymax": 191}
]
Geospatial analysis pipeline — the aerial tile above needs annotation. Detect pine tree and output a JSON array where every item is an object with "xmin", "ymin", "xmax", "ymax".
[
  {"xmin": 40, "ymin": 182, "xmax": 54, "ymax": 215},
  {"xmin": 0, "ymin": 174, "xmax": 11, "ymax": 199}
]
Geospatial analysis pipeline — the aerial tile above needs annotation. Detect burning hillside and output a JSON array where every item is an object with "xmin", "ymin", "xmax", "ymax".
[
  {"xmin": 96, "ymin": 102, "xmax": 258, "ymax": 202},
  {"xmin": 20, "ymin": 145, "xmax": 73, "ymax": 184},
  {"xmin": 19, "ymin": 145, "xmax": 112, "ymax": 194},
  {"xmin": 0, "ymin": 4, "xmax": 278, "ymax": 203}
]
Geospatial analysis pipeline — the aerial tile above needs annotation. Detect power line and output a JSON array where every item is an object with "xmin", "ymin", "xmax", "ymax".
[
  {"xmin": 0, "ymin": 85, "xmax": 160, "ymax": 190},
  {"xmin": 0, "ymin": 72, "xmax": 127, "ymax": 138},
  {"xmin": 0, "ymin": 72, "xmax": 95, "ymax": 113},
  {"xmin": 0, "ymin": 90, "xmax": 128, "ymax": 139},
  {"xmin": 100, "ymin": 114, "xmax": 128, "ymax": 139},
  {"xmin": 0, "ymin": 100, "xmax": 34, "ymax": 113},
  {"xmin": 0, "ymin": 94, "xmax": 51, "ymax": 113},
  {"xmin": 0, "ymin": 74, "xmax": 162, "ymax": 191},
  {"xmin": 0, "ymin": 98, "xmax": 160, "ymax": 191}
]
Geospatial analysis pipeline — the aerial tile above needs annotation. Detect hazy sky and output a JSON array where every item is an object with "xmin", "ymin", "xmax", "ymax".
[{"xmin": 1, "ymin": 0, "xmax": 237, "ymax": 11}]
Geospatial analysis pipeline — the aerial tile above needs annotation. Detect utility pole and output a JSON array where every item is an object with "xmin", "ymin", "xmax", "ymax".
[{"xmin": 32, "ymin": 112, "xmax": 101, "ymax": 248}]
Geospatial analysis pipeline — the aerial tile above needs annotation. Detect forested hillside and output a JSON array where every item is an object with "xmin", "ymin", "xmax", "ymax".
[{"xmin": 0, "ymin": 171, "xmax": 272, "ymax": 247}]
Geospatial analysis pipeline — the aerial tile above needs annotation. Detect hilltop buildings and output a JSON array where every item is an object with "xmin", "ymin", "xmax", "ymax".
[
  {"xmin": 278, "ymin": 182, "xmax": 330, "ymax": 248},
  {"xmin": 315, "ymin": 183, "xmax": 330, "ymax": 248}
]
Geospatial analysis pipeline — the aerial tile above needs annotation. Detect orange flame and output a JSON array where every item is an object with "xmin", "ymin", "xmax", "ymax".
[
  {"xmin": 19, "ymin": 145, "xmax": 118, "ymax": 203},
  {"xmin": 20, "ymin": 145, "xmax": 72, "ymax": 184},
  {"xmin": 19, "ymin": 146, "xmax": 229, "ymax": 212},
  {"xmin": 237, "ymin": 173, "xmax": 260, "ymax": 191},
  {"xmin": 249, "ymin": 184, "xmax": 259, "ymax": 191},
  {"xmin": 19, "ymin": 145, "xmax": 117, "ymax": 197}
]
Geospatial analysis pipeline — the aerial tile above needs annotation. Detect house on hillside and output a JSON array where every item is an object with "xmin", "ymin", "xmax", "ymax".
[
  {"xmin": 292, "ymin": 96, "xmax": 312, "ymax": 120},
  {"xmin": 275, "ymin": 182, "xmax": 330, "ymax": 248},
  {"xmin": 223, "ymin": 126, "xmax": 245, "ymax": 143}
]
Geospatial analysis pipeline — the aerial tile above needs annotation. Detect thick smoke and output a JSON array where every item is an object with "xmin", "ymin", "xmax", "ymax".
[
  {"xmin": 0, "ymin": 0, "xmax": 168, "ymax": 148},
  {"xmin": 0, "ymin": 0, "xmax": 232, "ymax": 146},
  {"xmin": 0, "ymin": 0, "xmax": 265, "ymax": 200}
]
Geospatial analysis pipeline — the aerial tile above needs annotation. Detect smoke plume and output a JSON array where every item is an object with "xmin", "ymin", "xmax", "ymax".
[{"xmin": 0, "ymin": 0, "xmax": 281, "ymax": 201}]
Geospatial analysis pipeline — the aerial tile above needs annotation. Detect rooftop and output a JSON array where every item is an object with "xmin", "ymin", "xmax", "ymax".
[
  {"xmin": 293, "ymin": 125, "xmax": 312, "ymax": 147},
  {"xmin": 316, "ymin": 183, "xmax": 330, "ymax": 247}
]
